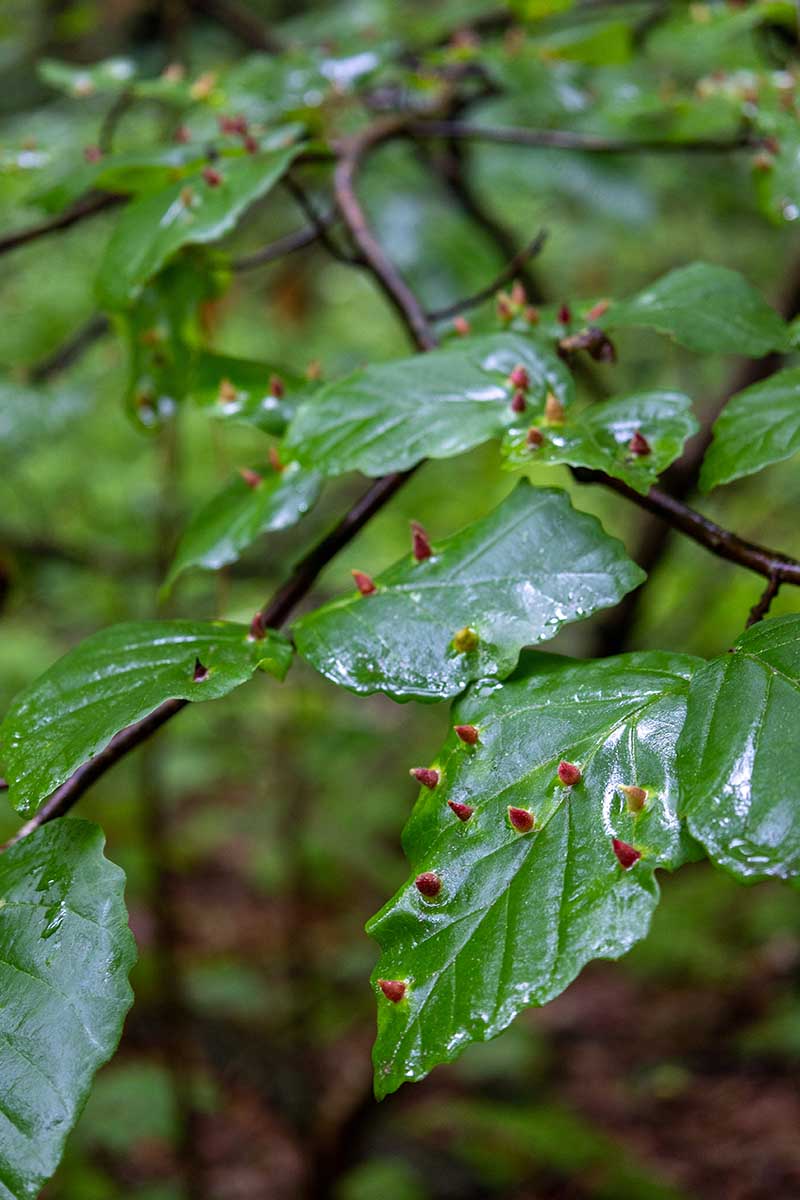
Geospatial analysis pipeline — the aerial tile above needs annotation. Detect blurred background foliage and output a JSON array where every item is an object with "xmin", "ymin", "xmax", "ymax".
[{"xmin": 3, "ymin": 0, "xmax": 800, "ymax": 1196}]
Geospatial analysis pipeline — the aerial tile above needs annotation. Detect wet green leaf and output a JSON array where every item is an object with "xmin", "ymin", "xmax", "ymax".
[
  {"xmin": 285, "ymin": 334, "xmax": 574, "ymax": 477},
  {"xmin": 0, "ymin": 819, "xmax": 136, "ymax": 1198},
  {"xmin": 188, "ymin": 350, "xmax": 313, "ymax": 436},
  {"xmin": 369, "ymin": 650, "xmax": 700, "ymax": 1096},
  {"xmin": 503, "ymin": 390, "xmax": 698, "ymax": 494},
  {"xmin": 605, "ymin": 263, "xmax": 790, "ymax": 356},
  {"xmin": 679, "ymin": 614, "xmax": 800, "ymax": 881},
  {"xmin": 293, "ymin": 481, "xmax": 644, "ymax": 701},
  {"xmin": 38, "ymin": 56, "xmax": 136, "ymax": 97},
  {"xmin": 164, "ymin": 460, "xmax": 322, "ymax": 589},
  {"xmin": 96, "ymin": 144, "xmax": 302, "ymax": 309},
  {"xmin": 700, "ymin": 367, "xmax": 800, "ymax": 491},
  {"xmin": 0, "ymin": 621, "xmax": 292, "ymax": 817}
]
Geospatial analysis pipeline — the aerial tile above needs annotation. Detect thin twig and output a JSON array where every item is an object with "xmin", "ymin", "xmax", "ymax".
[
  {"xmin": 188, "ymin": 0, "xmax": 282, "ymax": 51},
  {"xmin": 409, "ymin": 119, "xmax": 755, "ymax": 155},
  {"xmin": 746, "ymin": 576, "xmax": 781, "ymax": 627},
  {"xmin": 427, "ymin": 229, "xmax": 547, "ymax": 320},
  {"xmin": 283, "ymin": 174, "xmax": 363, "ymax": 267},
  {"xmin": 231, "ymin": 223, "xmax": 325, "ymax": 272},
  {"xmin": 29, "ymin": 314, "xmax": 111, "ymax": 384},
  {"xmin": 0, "ymin": 192, "xmax": 124, "ymax": 257}
]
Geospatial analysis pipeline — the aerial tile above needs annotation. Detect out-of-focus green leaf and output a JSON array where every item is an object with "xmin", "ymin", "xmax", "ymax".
[
  {"xmin": 503, "ymin": 390, "xmax": 698, "ymax": 494},
  {"xmin": 96, "ymin": 145, "xmax": 302, "ymax": 309},
  {"xmin": 285, "ymin": 334, "xmax": 574, "ymax": 477},
  {"xmin": 700, "ymin": 367, "xmax": 800, "ymax": 490},
  {"xmin": 293, "ymin": 481, "xmax": 644, "ymax": 701},
  {"xmin": 0, "ymin": 621, "xmax": 292, "ymax": 816},
  {"xmin": 604, "ymin": 263, "xmax": 790, "ymax": 355},
  {"xmin": 369, "ymin": 650, "xmax": 700, "ymax": 1096},
  {"xmin": 164, "ymin": 460, "xmax": 322, "ymax": 589},
  {"xmin": 188, "ymin": 350, "xmax": 311, "ymax": 436},
  {"xmin": 679, "ymin": 614, "xmax": 800, "ymax": 882},
  {"xmin": 0, "ymin": 819, "xmax": 136, "ymax": 1198},
  {"xmin": 38, "ymin": 56, "xmax": 136, "ymax": 97}
]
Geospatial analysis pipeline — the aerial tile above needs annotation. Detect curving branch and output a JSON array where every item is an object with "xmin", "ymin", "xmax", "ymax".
[
  {"xmin": 427, "ymin": 229, "xmax": 547, "ymax": 321},
  {"xmin": 408, "ymin": 118, "xmax": 756, "ymax": 155},
  {"xmin": 0, "ymin": 192, "xmax": 124, "ymax": 258}
]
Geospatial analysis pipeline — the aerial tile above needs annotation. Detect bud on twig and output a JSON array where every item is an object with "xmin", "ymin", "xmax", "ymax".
[
  {"xmin": 351, "ymin": 570, "xmax": 376, "ymax": 596},
  {"xmin": 410, "ymin": 767, "xmax": 440, "ymax": 790}
]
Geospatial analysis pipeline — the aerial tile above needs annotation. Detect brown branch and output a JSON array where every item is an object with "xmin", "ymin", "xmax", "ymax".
[
  {"xmin": 283, "ymin": 173, "xmax": 363, "ymax": 267},
  {"xmin": 427, "ymin": 229, "xmax": 548, "ymax": 321},
  {"xmin": 188, "ymin": 0, "xmax": 282, "ymax": 52},
  {"xmin": 0, "ymin": 192, "xmax": 124, "ymax": 258},
  {"xmin": 29, "ymin": 314, "xmax": 111, "ymax": 383},
  {"xmin": 746, "ymin": 576, "xmax": 781, "ymax": 628},
  {"xmin": 408, "ymin": 119, "xmax": 755, "ymax": 155},
  {"xmin": 231, "ymin": 223, "xmax": 326, "ymax": 272}
]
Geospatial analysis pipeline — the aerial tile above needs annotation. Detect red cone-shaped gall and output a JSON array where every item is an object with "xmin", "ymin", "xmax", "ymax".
[
  {"xmin": 453, "ymin": 626, "xmax": 479, "ymax": 653},
  {"xmin": 449, "ymin": 800, "xmax": 475, "ymax": 821},
  {"xmin": 415, "ymin": 872, "xmax": 442, "ymax": 898},
  {"xmin": 621, "ymin": 785, "xmax": 647, "ymax": 812},
  {"xmin": 557, "ymin": 760, "xmax": 581, "ymax": 786},
  {"xmin": 238, "ymin": 467, "xmax": 262, "ymax": 489},
  {"xmin": 544, "ymin": 392, "xmax": 565, "ymax": 424},
  {"xmin": 496, "ymin": 292, "xmax": 513, "ymax": 321},
  {"xmin": 527, "ymin": 426, "xmax": 544, "ymax": 448},
  {"xmin": 193, "ymin": 657, "xmax": 209, "ymax": 682},
  {"xmin": 268, "ymin": 446, "xmax": 283, "ymax": 472},
  {"xmin": 558, "ymin": 303, "xmax": 571, "ymax": 324},
  {"xmin": 508, "ymin": 806, "xmax": 535, "ymax": 833},
  {"xmin": 524, "ymin": 305, "xmax": 540, "ymax": 325},
  {"xmin": 410, "ymin": 767, "xmax": 439, "ymax": 790},
  {"xmin": 269, "ymin": 373, "xmax": 285, "ymax": 398},
  {"xmin": 509, "ymin": 365, "xmax": 530, "ymax": 390},
  {"xmin": 454, "ymin": 724, "xmax": 479, "ymax": 745},
  {"xmin": 629, "ymin": 430, "xmax": 651, "ymax": 456},
  {"xmin": 219, "ymin": 114, "xmax": 248, "ymax": 136},
  {"xmin": 352, "ymin": 570, "xmax": 376, "ymax": 596},
  {"xmin": 510, "ymin": 280, "xmax": 527, "ymax": 307},
  {"xmin": 248, "ymin": 610, "xmax": 266, "ymax": 641},
  {"xmin": 511, "ymin": 389, "xmax": 527, "ymax": 414},
  {"xmin": 586, "ymin": 298, "xmax": 610, "ymax": 320},
  {"xmin": 453, "ymin": 316, "xmax": 470, "ymax": 337},
  {"xmin": 411, "ymin": 521, "xmax": 432, "ymax": 561},
  {"xmin": 218, "ymin": 378, "xmax": 236, "ymax": 403},
  {"xmin": 378, "ymin": 979, "xmax": 406, "ymax": 1003},
  {"xmin": 202, "ymin": 165, "xmax": 223, "ymax": 187},
  {"xmin": 612, "ymin": 838, "xmax": 641, "ymax": 869},
  {"xmin": 243, "ymin": 134, "xmax": 259, "ymax": 154}
]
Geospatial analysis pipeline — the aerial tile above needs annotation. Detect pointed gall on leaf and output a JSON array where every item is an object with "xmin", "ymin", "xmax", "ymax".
[
  {"xmin": 202, "ymin": 165, "xmax": 223, "ymax": 187},
  {"xmin": 510, "ymin": 280, "xmax": 527, "ymax": 307},
  {"xmin": 628, "ymin": 430, "xmax": 651, "ymax": 456},
  {"xmin": 243, "ymin": 134, "xmax": 259, "ymax": 155},
  {"xmin": 612, "ymin": 837, "xmax": 641, "ymax": 869},
  {"xmin": 268, "ymin": 446, "xmax": 284, "ymax": 473},
  {"xmin": 352, "ymin": 570, "xmax": 376, "ymax": 596},
  {"xmin": 415, "ymin": 871, "xmax": 442, "ymax": 899},
  {"xmin": 306, "ymin": 360, "xmax": 322, "ymax": 381},
  {"xmin": 180, "ymin": 185, "xmax": 195, "ymax": 209},
  {"xmin": 411, "ymin": 520, "xmax": 433, "ymax": 561},
  {"xmin": 453, "ymin": 315, "xmax": 470, "ymax": 337},
  {"xmin": 218, "ymin": 378, "xmax": 236, "ymax": 404},
  {"xmin": 557, "ymin": 760, "xmax": 581, "ymax": 786},
  {"xmin": 248, "ymin": 610, "xmax": 266, "ymax": 641},
  {"xmin": 269, "ymin": 373, "xmax": 285, "ymax": 399},
  {"xmin": 558, "ymin": 303, "xmax": 571, "ymax": 325},
  {"xmin": 511, "ymin": 389, "xmax": 527, "ymax": 414},
  {"xmin": 524, "ymin": 305, "xmax": 540, "ymax": 325},
  {"xmin": 378, "ymin": 979, "xmax": 406, "ymax": 1003},
  {"xmin": 496, "ymin": 291, "xmax": 513, "ymax": 322},
  {"xmin": 508, "ymin": 806, "xmax": 535, "ymax": 834},
  {"xmin": 238, "ymin": 467, "xmax": 262, "ymax": 489},
  {"xmin": 586, "ymin": 298, "xmax": 610, "ymax": 320},
  {"xmin": 453, "ymin": 626, "xmax": 479, "ymax": 653},
  {"xmin": 193, "ymin": 658, "xmax": 209, "ymax": 682},
  {"xmin": 410, "ymin": 767, "xmax": 440, "ymax": 790},
  {"xmin": 448, "ymin": 800, "xmax": 475, "ymax": 821},
  {"xmin": 454, "ymin": 724, "xmax": 479, "ymax": 745},
  {"xmin": 509, "ymin": 365, "xmax": 530, "ymax": 391},
  {"xmin": 527, "ymin": 426, "xmax": 544, "ymax": 448},
  {"xmin": 621, "ymin": 785, "xmax": 647, "ymax": 812},
  {"xmin": 544, "ymin": 392, "xmax": 565, "ymax": 425}
]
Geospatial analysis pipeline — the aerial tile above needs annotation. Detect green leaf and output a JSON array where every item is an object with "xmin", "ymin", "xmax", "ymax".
[
  {"xmin": 678, "ymin": 614, "xmax": 800, "ymax": 881},
  {"xmin": 368, "ymin": 650, "xmax": 700, "ymax": 1097},
  {"xmin": 38, "ymin": 56, "xmax": 136, "ymax": 96},
  {"xmin": 164, "ymin": 460, "xmax": 322, "ymax": 589},
  {"xmin": 503, "ymin": 390, "xmax": 698, "ymax": 494},
  {"xmin": 96, "ymin": 144, "xmax": 302, "ymax": 309},
  {"xmin": 699, "ymin": 367, "xmax": 800, "ymax": 491},
  {"xmin": 0, "ymin": 621, "xmax": 292, "ymax": 817},
  {"xmin": 293, "ymin": 480, "xmax": 644, "ymax": 702},
  {"xmin": 0, "ymin": 819, "xmax": 136, "ymax": 1198},
  {"xmin": 284, "ymin": 333, "xmax": 574, "ymax": 478},
  {"xmin": 605, "ymin": 263, "xmax": 790, "ymax": 356},
  {"xmin": 188, "ymin": 350, "xmax": 313, "ymax": 436}
]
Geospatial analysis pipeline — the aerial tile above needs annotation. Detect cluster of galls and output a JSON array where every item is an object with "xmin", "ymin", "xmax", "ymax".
[{"xmin": 378, "ymin": 765, "xmax": 647, "ymax": 1004}]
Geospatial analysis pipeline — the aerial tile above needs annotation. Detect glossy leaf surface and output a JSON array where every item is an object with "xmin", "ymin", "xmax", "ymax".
[
  {"xmin": 165, "ymin": 461, "xmax": 322, "ymax": 588},
  {"xmin": 606, "ymin": 263, "xmax": 790, "ymax": 355},
  {"xmin": 0, "ymin": 820, "xmax": 136, "ymax": 1199},
  {"xmin": 293, "ymin": 481, "xmax": 644, "ymax": 701},
  {"xmin": 503, "ymin": 390, "xmax": 698, "ymax": 494},
  {"xmin": 699, "ymin": 367, "xmax": 800, "ymax": 491},
  {"xmin": 97, "ymin": 144, "xmax": 301, "ymax": 308},
  {"xmin": 285, "ymin": 334, "xmax": 574, "ymax": 477},
  {"xmin": 188, "ymin": 350, "xmax": 312, "ymax": 436},
  {"xmin": 369, "ymin": 650, "xmax": 700, "ymax": 1096},
  {"xmin": 1, "ymin": 621, "xmax": 292, "ymax": 816},
  {"xmin": 679, "ymin": 614, "xmax": 800, "ymax": 881}
]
